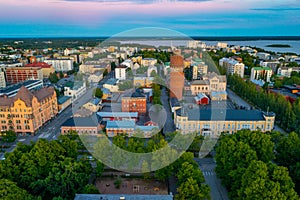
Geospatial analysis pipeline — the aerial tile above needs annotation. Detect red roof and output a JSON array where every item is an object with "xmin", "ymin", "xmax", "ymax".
[{"xmin": 25, "ymin": 62, "xmax": 52, "ymax": 68}]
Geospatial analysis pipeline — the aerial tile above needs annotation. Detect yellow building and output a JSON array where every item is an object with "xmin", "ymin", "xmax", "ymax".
[
  {"xmin": 174, "ymin": 107, "xmax": 275, "ymax": 137},
  {"xmin": 0, "ymin": 86, "xmax": 58, "ymax": 135},
  {"xmin": 25, "ymin": 62, "xmax": 55, "ymax": 78},
  {"xmin": 133, "ymin": 77, "xmax": 154, "ymax": 88}
]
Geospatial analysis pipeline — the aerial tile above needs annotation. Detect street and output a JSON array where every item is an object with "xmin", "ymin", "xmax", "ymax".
[
  {"xmin": 0, "ymin": 72, "xmax": 112, "ymax": 160},
  {"xmin": 160, "ymin": 87, "xmax": 176, "ymax": 134},
  {"xmin": 195, "ymin": 158, "xmax": 229, "ymax": 200}
]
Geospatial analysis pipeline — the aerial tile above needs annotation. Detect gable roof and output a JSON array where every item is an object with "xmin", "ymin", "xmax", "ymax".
[{"xmin": 13, "ymin": 86, "xmax": 34, "ymax": 106}]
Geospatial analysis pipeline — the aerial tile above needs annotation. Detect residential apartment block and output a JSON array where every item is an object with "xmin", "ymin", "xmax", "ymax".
[
  {"xmin": 192, "ymin": 58, "xmax": 208, "ymax": 80},
  {"xmin": 5, "ymin": 67, "xmax": 43, "ymax": 84},
  {"xmin": 219, "ymin": 57, "xmax": 245, "ymax": 78},
  {"xmin": 277, "ymin": 67, "xmax": 300, "ymax": 77},
  {"xmin": 0, "ymin": 86, "xmax": 58, "ymax": 135},
  {"xmin": 115, "ymin": 65, "xmax": 127, "ymax": 80},
  {"xmin": 25, "ymin": 62, "xmax": 55, "ymax": 78},
  {"xmin": 250, "ymin": 67, "xmax": 273, "ymax": 83},
  {"xmin": 44, "ymin": 58, "xmax": 73, "ymax": 72}
]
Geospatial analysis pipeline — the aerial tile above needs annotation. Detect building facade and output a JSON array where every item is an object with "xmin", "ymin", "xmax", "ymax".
[
  {"xmin": 121, "ymin": 92, "xmax": 147, "ymax": 114},
  {"xmin": 219, "ymin": 58, "xmax": 245, "ymax": 78},
  {"xmin": 141, "ymin": 58, "xmax": 157, "ymax": 67},
  {"xmin": 0, "ymin": 86, "xmax": 58, "ymax": 135},
  {"xmin": 133, "ymin": 77, "xmax": 154, "ymax": 88},
  {"xmin": 25, "ymin": 62, "xmax": 55, "ymax": 78},
  {"xmin": 174, "ymin": 107, "xmax": 275, "ymax": 137},
  {"xmin": 251, "ymin": 67, "xmax": 273, "ymax": 83},
  {"xmin": 0, "ymin": 71, "xmax": 6, "ymax": 88},
  {"xmin": 64, "ymin": 81, "xmax": 86, "ymax": 101},
  {"xmin": 44, "ymin": 58, "xmax": 73, "ymax": 72},
  {"xmin": 5, "ymin": 67, "xmax": 43, "ymax": 84},
  {"xmin": 115, "ymin": 65, "xmax": 127, "ymax": 80},
  {"xmin": 61, "ymin": 116, "xmax": 100, "ymax": 135}
]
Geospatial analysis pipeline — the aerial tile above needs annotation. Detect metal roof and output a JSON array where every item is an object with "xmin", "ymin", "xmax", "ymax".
[{"xmin": 176, "ymin": 108, "xmax": 271, "ymax": 121}]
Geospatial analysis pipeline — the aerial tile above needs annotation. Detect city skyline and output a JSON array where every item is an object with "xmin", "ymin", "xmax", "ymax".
[{"xmin": 1, "ymin": 0, "xmax": 300, "ymax": 37}]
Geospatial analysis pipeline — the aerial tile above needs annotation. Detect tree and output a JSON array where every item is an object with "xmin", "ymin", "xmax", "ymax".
[
  {"xmin": 275, "ymin": 132, "xmax": 300, "ymax": 167},
  {"xmin": 1, "ymin": 130, "xmax": 17, "ymax": 143},
  {"xmin": 176, "ymin": 177, "xmax": 210, "ymax": 200},
  {"xmin": 95, "ymin": 161, "xmax": 104, "ymax": 177},
  {"xmin": 82, "ymin": 184, "xmax": 100, "ymax": 194},
  {"xmin": 94, "ymin": 88, "xmax": 103, "ymax": 98},
  {"xmin": 0, "ymin": 179, "xmax": 34, "ymax": 200},
  {"xmin": 49, "ymin": 72, "xmax": 59, "ymax": 83},
  {"xmin": 103, "ymin": 69, "xmax": 108, "ymax": 77},
  {"xmin": 59, "ymin": 71, "xmax": 64, "ymax": 79},
  {"xmin": 177, "ymin": 162, "xmax": 205, "ymax": 186},
  {"xmin": 238, "ymin": 160, "xmax": 298, "ymax": 200}
]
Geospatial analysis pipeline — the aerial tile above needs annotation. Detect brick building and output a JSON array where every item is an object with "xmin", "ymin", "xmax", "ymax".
[
  {"xmin": 5, "ymin": 67, "xmax": 43, "ymax": 84},
  {"xmin": 121, "ymin": 92, "xmax": 147, "ymax": 114},
  {"xmin": 169, "ymin": 55, "xmax": 185, "ymax": 100}
]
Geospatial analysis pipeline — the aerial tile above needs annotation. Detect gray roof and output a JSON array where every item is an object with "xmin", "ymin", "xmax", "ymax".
[
  {"xmin": 191, "ymin": 80, "xmax": 209, "ymax": 85},
  {"xmin": 74, "ymin": 194, "xmax": 173, "ymax": 200},
  {"xmin": 123, "ymin": 92, "xmax": 146, "ymax": 98},
  {"xmin": 62, "ymin": 116, "xmax": 99, "ymax": 127},
  {"xmin": 176, "ymin": 108, "xmax": 272, "ymax": 121},
  {"xmin": 0, "ymin": 80, "xmax": 42, "ymax": 95}
]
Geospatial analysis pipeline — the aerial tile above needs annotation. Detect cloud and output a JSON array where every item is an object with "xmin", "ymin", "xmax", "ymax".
[
  {"xmin": 251, "ymin": 7, "xmax": 300, "ymax": 11},
  {"xmin": 61, "ymin": 0, "xmax": 211, "ymax": 3}
]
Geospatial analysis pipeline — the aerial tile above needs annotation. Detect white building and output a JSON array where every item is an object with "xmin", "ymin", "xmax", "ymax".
[
  {"xmin": 0, "ymin": 71, "xmax": 6, "ymax": 88},
  {"xmin": 115, "ymin": 65, "xmax": 127, "ymax": 80},
  {"xmin": 260, "ymin": 60, "xmax": 280, "ymax": 73},
  {"xmin": 45, "ymin": 58, "xmax": 73, "ymax": 72},
  {"xmin": 121, "ymin": 59, "xmax": 133, "ymax": 68},
  {"xmin": 187, "ymin": 40, "xmax": 206, "ymax": 49},
  {"xmin": 219, "ymin": 58, "xmax": 245, "ymax": 78},
  {"xmin": 191, "ymin": 58, "xmax": 208, "ymax": 80},
  {"xmin": 64, "ymin": 81, "xmax": 86, "ymax": 101},
  {"xmin": 256, "ymin": 52, "xmax": 271, "ymax": 60},
  {"xmin": 277, "ymin": 67, "xmax": 300, "ymax": 77},
  {"xmin": 251, "ymin": 67, "xmax": 272, "ymax": 83},
  {"xmin": 217, "ymin": 42, "xmax": 228, "ymax": 49}
]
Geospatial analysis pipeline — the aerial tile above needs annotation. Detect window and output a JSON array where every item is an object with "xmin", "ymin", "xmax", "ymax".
[
  {"xmin": 17, "ymin": 125, "xmax": 22, "ymax": 130},
  {"xmin": 16, "ymin": 120, "xmax": 21, "ymax": 124}
]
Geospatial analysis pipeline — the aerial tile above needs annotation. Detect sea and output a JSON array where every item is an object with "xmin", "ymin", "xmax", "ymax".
[{"xmin": 119, "ymin": 40, "xmax": 300, "ymax": 55}]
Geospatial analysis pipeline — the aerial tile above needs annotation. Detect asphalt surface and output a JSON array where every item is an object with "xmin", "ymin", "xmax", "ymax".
[
  {"xmin": 160, "ymin": 87, "xmax": 176, "ymax": 134},
  {"xmin": 195, "ymin": 158, "xmax": 229, "ymax": 200},
  {"xmin": 0, "ymin": 72, "xmax": 113, "ymax": 160}
]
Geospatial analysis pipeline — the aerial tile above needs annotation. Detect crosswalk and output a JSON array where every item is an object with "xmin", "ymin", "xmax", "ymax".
[{"xmin": 202, "ymin": 170, "xmax": 215, "ymax": 176}]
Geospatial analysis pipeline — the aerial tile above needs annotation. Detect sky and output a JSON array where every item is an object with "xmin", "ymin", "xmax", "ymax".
[{"xmin": 0, "ymin": 0, "xmax": 300, "ymax": 37}]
